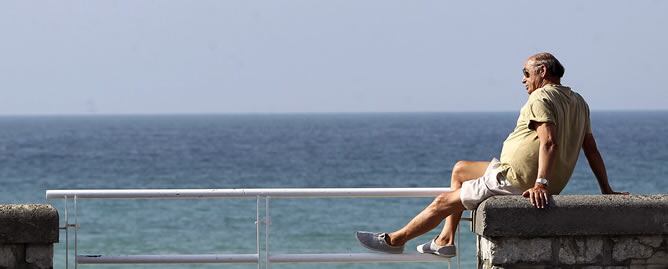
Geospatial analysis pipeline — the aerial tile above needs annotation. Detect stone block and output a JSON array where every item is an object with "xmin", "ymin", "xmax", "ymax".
[
  {"xmin": 480, "ymin": 235, "xmax": 494, "ymax": 262},
  {"xmin": 630, "ymin": 250, "xmax": 668, "ymax": 266},
  {"xmin": 646, "ymin": 250, "xmax": 668, "ymax": 265},
  {"xmin": 26, "ymin": 244, "xmax": 53, "ymax": 269},
  {"xmin": 613, "ymin": 236, "xmax": 662, "ymax": 262},
  {"xmin": 474, "ymin": 195, "xmax": 667, "ymax": 269},
  {"xmin": 0, "ymin": 204, "xmax": 59, "ymax": 244},
  {"xmin": 473, "ymin": 195, "xmax": 668, "ymax": 237},
  {"xmin": 637, "ymin": 236, "xmax": 663, "ymax": 248},
  {"xmin": 0, "ymin": 244, "xmax": 24, "ymax": 268},
  {"xmin": 559, "ymin": 236, "xmax": 604, "ymax": 264},
  {"xmin": 479, "ymin": 236, "xmax": 552, "ymax": 265}
]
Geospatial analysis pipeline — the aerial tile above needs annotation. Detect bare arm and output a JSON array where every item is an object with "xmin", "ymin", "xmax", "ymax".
[
  {"xmin": 536, "ymin": 122, "xmax": 557, "ymax": 181},
  {"xmin": 582, "ymin": 133, "xmax": 628, "ymax": 194},
  {"xmin": 522, "ymin": 122, "xmax": 557, "ymax": 208}
]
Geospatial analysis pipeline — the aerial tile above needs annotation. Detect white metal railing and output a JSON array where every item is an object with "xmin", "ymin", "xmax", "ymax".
[
  {"xmin": 46, "ymin": 188, "xmax": 453, "ymax": 199},
  {"xmin": 46, "ymin": 188, "xmax": 467, "ymax": 269}
]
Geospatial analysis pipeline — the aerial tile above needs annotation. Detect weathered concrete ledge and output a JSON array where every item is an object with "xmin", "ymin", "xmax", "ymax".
[
  {"xmin": 0, "ymin": 204, "xmax": 59, "ymax": 269},
  {"xmin": 472, "ymin": 195, "xmax": 668, "ymax": 269},
  {"xmin": 0, "ymin": 204, "xmax": 59, "ymax": 244},
  {"xmin": 474, "ymin": 195, "xmax": 668, "ymax": 237}
]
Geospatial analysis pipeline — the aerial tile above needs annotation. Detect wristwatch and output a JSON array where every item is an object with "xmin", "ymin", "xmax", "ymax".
[{"xmin": 536, "ymin": 178, "xmax": 549, "ymax": 186}]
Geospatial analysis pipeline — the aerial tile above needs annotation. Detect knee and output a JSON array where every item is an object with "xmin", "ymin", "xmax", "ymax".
[{"xmin": 452, "ymin": 161, "xmax": 467, "ymax": 180}]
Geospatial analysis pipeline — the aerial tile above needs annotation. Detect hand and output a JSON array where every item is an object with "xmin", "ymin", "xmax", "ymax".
[{"xmin": 522, "ymin": 184, "xmax": 550, "ymax": 208}]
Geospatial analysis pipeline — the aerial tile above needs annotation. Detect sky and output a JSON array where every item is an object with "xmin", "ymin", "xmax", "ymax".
[{"xmin": 1, "ymin": 0, "xmax": 666, "ymax": 115}]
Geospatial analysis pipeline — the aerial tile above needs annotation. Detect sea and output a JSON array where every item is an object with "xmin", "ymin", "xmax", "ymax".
[{"xmin": 1, "ymin": 112, "xmax": 666, "ymax": 269}]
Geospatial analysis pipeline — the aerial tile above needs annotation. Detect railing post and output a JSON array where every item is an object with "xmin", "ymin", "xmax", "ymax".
[
  {"xmin": 74, "ymin": 195, "xmax": 78, "ymax": 269},
  {"xmin": 64, "ymin": 196, "xmax": 69, "ymax": 269},
  {"xmin": 256, "ymin": 196, "xmax": 261, "ymax": 269},
  {"xmin": 265, "ymin": 196, "xmax": 271, "ymax": 269},
  {"xmin": 256, "ymin": 195, "xmax": 270, "ymax": 269},
  {"xmin": 456, "ymin": 220, "xmax": 460, "ymax": 269}
]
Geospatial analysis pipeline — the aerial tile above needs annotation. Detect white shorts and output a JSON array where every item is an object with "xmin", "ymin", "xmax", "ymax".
[{"xmin": 459, "ymin": 158, "xmax": 523, "ymax": 210}]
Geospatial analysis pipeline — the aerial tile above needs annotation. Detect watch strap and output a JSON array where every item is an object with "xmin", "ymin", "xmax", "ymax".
[{"xmin": 536, "ymin": 178, "xmax": 549, "ymax": 186}]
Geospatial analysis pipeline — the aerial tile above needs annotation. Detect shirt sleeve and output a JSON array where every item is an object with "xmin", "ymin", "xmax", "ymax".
[{"xmin": 526, "ymin": 97, "xmax": 555, "ymax": 130}]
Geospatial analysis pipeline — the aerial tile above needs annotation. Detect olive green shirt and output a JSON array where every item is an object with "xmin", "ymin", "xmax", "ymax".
[{"xmin": 499, "ymin": 84, "xmax": 592, "ymax": 194}]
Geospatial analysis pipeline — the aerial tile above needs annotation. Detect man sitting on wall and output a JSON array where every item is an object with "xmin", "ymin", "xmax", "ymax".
[{"xmin": 356, "ymin": 52, "xmax": 627, "ymax": 257}]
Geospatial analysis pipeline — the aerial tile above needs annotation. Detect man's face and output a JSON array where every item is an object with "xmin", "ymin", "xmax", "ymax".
[{"xmin": 522, "ymin": 59, "xmax": 544, "ymax": 95}]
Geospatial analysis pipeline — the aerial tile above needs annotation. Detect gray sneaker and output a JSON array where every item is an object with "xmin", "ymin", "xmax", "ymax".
[
  {"xmin": 416, "ymin": 238, "xmax": 456, "ymax": 257},
  {"xmin": 355, "ymin": 231, "xmax": 404, "ymax": 254}
]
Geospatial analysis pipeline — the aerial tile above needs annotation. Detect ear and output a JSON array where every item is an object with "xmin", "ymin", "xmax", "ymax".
[{"xmin": 538, "ymin": 65, "xmax": 548, "ymax": 78}]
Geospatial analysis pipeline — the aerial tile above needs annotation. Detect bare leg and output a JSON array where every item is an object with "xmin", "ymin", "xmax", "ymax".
[
  {"xmin": 387, "ymin": 189, "xmax": 465, "ymax": 246},
  {"xmin": 436, "ymin": 161, "xmax": 489, "ymax": 246},
  {"xmin": 386, "ymin": 161, "xmax": 489, "ymax": 247}
]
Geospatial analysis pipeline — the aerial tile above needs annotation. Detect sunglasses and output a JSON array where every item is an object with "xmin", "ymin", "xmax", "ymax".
[{"xmin": 523, "ymin": 68, "xmax": 530, "ymax": 78}]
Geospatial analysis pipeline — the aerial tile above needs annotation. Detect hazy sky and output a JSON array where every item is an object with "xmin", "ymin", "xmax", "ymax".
[{"xmin": 1, "ymin": 0, "xmax": 666, "ymax": 115}]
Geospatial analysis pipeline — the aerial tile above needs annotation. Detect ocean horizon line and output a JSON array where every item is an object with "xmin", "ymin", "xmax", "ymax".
[{"xmin": 1, "ymin": 109, "xmax": 667, "ymax": 118}]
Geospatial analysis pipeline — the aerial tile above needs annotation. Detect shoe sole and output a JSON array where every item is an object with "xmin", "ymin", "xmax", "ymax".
[{"xmin": 416, "ymin": 245, "xmax": 456, "ymax": 258}]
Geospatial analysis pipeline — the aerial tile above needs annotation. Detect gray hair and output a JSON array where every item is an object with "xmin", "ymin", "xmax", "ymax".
[{"xmin": 530, "ymin": 52, "xmax": 565, "ymax": 78}]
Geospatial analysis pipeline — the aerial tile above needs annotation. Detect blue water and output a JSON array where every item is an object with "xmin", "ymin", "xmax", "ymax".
[{"xmin": 1, "ymin": 112, "xmax": 666, "ymax": 268}]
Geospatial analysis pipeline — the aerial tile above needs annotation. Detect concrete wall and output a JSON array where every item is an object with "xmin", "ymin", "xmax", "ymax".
[
  {"xmin": 0, "ymin": 205, "xmax": 59, "ymax": 269},
  {"xmin": 472, "ymin": 195, "xmax": 667, "ymax": 269}
]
